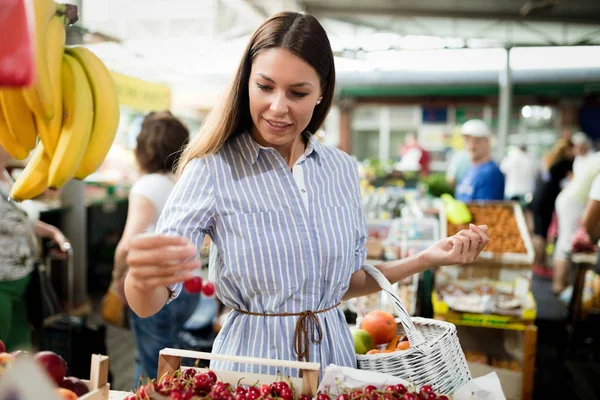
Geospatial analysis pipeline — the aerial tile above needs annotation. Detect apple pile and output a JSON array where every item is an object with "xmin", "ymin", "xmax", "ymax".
[
  {"xmin": 0, "ymin": 339, "xmax": 89, "ymax": 399},
  {"xmin": 184, "ymin": 276, "xmax": 216, "ymax": 297},
  {"xmin": 127, "ymin": 369, "xmax": 303, "ymax": 400},
  {"xmin": 319, "ymin": 384, "xmax": 450, "ymax": 400}
]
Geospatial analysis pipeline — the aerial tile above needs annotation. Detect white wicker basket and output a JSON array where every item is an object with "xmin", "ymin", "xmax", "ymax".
[{"xmin": 356, "ymin": 264, "xmax": 471, "ymax": 394}]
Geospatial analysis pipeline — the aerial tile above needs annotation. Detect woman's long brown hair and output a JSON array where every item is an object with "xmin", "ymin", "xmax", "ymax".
[{"xmin": 176, "ymin": 12, "xmax": 336, "ymax": 177}]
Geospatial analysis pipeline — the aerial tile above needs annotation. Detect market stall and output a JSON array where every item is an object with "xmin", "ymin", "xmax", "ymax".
[{"xmin": 434, "ymin": 201, "xmax": 537, "ymax": 400}]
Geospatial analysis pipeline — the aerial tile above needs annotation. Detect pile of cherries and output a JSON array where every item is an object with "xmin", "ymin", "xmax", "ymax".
[
  {"xmin": 320, "ymin": 384, "xmax": 450, "ymax": 400},
  {"xmin": 126, "ymin": 370, "xmax": 300, "ymax": 400}
]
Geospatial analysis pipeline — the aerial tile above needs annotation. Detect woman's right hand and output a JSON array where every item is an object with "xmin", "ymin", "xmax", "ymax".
[{"xmin": 125, "ymin": 234, "xmax": 200, "ymax": 292}]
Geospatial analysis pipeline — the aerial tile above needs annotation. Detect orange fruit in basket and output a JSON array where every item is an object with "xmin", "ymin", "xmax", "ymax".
[
  {"xmin": 57, "ymin": 388, "xmax": 78, "ymax": 400},
  {"xmin": 366, "ymin": 349, "xmax": 381, "ymax": 355},
  {"xmin": 361, "ymin": 310, "xmax": 397, "ymax": 345},
  {"xmin": 396, "ymin": 341, "xmax": 410, "ymax": 351}
]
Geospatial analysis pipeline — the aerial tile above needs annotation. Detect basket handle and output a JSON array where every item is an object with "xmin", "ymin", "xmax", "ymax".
[{"xmin": 362, "ymin": 264, "xmax": 426, "ymax": 348}]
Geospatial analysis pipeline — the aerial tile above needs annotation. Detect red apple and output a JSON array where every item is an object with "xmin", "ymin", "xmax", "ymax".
[
  {"xmin": 64, "ymin": 377, "xmax": 90, "ymax": 396},
  {"xmin": 201, "ymin": 281, "xmax": 216, "ymax": 297},
  {"xmin": 34, "ymin": 351, "xmax": 67, "ymax": 386},
  {"xmin": 184, "ymin": 276, "xmax": 203, "ymax": 294}
]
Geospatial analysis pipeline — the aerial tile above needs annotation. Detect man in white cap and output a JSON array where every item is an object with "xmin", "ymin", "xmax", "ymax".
[{"xmin": 455, "ymin": 119, "xmax": 505, "ymax": 202}]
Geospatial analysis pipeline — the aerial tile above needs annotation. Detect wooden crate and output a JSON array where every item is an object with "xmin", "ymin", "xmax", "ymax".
[
  {"xmin": 158, "ymin": 348, "xmax": 320, "ymax": 398},
  {"xmin": 446, "ymin": 201, "xmax": 534, "ymax": 265},
  {"xmin": 79, "ymin": 354, "xmax": 110, "ymax": 400}
]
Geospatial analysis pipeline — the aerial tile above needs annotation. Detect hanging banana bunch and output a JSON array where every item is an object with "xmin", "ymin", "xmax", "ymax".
[{"xmin": 0, "ymin": 2, "xmax": 121, "ymax": 202}]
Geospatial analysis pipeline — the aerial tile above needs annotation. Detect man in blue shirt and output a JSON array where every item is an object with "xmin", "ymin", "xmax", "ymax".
[{"xmin": 455, "ymin": 119, "xmax": 505, "ymax": 202}]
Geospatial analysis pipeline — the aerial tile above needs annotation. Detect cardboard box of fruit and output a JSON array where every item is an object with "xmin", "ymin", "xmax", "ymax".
[
  {"xmin": 446, "ymin": 202, "xmax": 534, "ymax": 265},
  {"xmin": 0, "ymin": 339, "xmax": 109, "ymax": 400}
]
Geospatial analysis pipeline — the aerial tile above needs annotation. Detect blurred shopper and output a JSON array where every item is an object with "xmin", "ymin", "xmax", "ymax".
[
  {"xmin": 111, "ymin": 111, "xmax": 197, "ymax": 386},
  {"xmin": 572, "ymin": 131, "xmax": 594, "ymax": 177},
  {"xmin": 397, "ymin": 133, "xmax": 430, "ymax": 177},
  {"xmin": 552, "ymin": 152, "xmax": 600, "ymax": 294},
  {"xmin": 529, "ymin": 139, "xmax": 574, "ymax": 277},
  {"xmin": 455, "ymin": 119, "xmax": 504, "ymax": 202},
  {"xmin": 446, "ymin": 148, "xmax": 471, "ymax": 188},
  {"xmin": 582, "ymin": 174, "xmax": 600, "ymax": 253},
  {"xmin": 500, "ymin": 145, "xmax": 538, "ymax": 203},
  {"xmin": 0, "ymin": 145, "xmax": 69, "ymax": 351}
]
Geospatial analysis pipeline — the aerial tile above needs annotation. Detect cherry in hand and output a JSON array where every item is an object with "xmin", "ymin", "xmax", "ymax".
[{"xmin": 183, "ymin": 276, "xmax": 203, "ymax": 294}]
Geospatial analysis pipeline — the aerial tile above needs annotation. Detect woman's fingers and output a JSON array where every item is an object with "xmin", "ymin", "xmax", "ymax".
[
  {"xmin": 469, "ymin": 223, "xmax": 490, "ymax": 253},
  {"xmin": 456, "ymin": 229, "xmax": 481, "ymax": 252},
  {"xmin": 127, "ymin": 243, "xmax": 197, "ymax": 266},
  {"xmin": 128, "ymin": 260, "xmax": 200, "ymax": 279},
  {"xmin": 129, "ymin": 234, "xmax": 190, "ymax": 250}
]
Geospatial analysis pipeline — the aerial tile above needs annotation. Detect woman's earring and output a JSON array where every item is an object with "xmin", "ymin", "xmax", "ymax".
[{"xmin": 316, "ymin": 99, "xmax": 322, "ymax": 105}]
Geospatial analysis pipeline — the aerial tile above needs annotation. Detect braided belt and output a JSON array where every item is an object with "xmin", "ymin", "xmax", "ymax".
[{"xmin": 235, "ymin": 302, "xmax": 341, "ymax": 362}]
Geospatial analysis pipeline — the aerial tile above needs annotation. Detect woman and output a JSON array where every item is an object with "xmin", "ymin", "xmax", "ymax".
[
  {"xmin": 111, "ymin": 111, "xmax": 197, "ymax": 386},
  {"xmin": 124, "ymin": 12, "xmax": 489, "ymax": 375},
  {"xmin": 582, "ymin": 173, "xmax": 600, "ymax": 248},
  {"xmin": 0, "ymin": 145, "xmax": 69, "ymax": 351},
  {"xmin": 552, "ymin": 153, "xmax": 600, "ymax": 294},
  {"xmin": 529, "ymin": 139, "xmax": 574, "ymax": 277}
]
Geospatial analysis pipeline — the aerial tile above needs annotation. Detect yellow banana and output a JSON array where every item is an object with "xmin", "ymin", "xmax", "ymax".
[
  {"xmin": 9, "ymin": 143, "xmax": 50, "ymax": 202},
  {"xmin": 0, "ymin": 89, "xmax": 37, "ymax": 151},
  {"xmin": 65, "ymin": 46, "xmax": 120, "ymax": 180},
  {"xmin": 21, "ymin": 0, "xmax": 57, "ymax": 121},
  {"xmin": 0, "ymin": 104, "xmax": 29, "ymax": 160},
  {"xmin": 36, "ymin": 14, "xmax": 67, "ymax": 157},
  {"xmin": 48, "ymin": 54, "xmax": 93, "ymax": 189}
]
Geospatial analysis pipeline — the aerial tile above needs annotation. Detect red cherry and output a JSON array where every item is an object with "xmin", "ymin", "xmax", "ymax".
[
  {"xmin": 207, "ymin": 370, "xmax": 218, "ymax": 384},
  {"xmin": 364, "ymin": 385, "xmax": 377, "ymax": 395},
  {"xmin": 419, "ymin": 386, "xmax": 433, "ymax": 394},
  {"xmin": 279, "ymin": 387, "xmax": 294, "ymax": 400},
  {"xmin": 236, "ymin": 395, "xmax": 246, "ymax": 400},
  {"xmin": 423, "ymin": 394, "xmax": 436, "ymax": 400},
  {"xmin": 337, "ymin": 395, "xmax": 350, "ymax": 400},
  {"xmin": 276, "ymin": 382, "xmax": 290, "ymax": 392},
  {"xmin": 125, "ymin": 395, "xmax": 136, "ymax": 400},
  {"xmin": 183, "ymin": 368, "xmax": 197, "ymax": 380},
  {"xmin": 350, "ymin": 390, "xmax": 363, "ymax": 399},
  {"xmin": 299, "ymin": 395, "xmax": 312, "ymax": 400},
  {"xmin": 246, "ymin": 391, "xmax": 260, "ymax": 400},
  {"xmin": 171, "ymin": 391, "xmax": 184, "ymax": 399},
  {"xmin": 236, "ymin": 386, "xmax": 247, "ymax": 395},
  {"xmin": 394, "ymin": 385, "xmax": 407, "ymax": 395},
  {"xmin": 317, "ymin": 393, "xmax": 331, "ymax": 400},
  {"xmin": 202, "ymin": 281, "xmax": 216, "ymax": 297},
  {"xmin": 438, "ymin": 396, "xmax": 449, "ymax": 400},
  {"xmin": 184, "ymin": 276, "xmax": 203, "ymax": 293},
  {"xmin": 194, "ymin": 373, "xmax": 212, "ymax": 391},
  {"xmin": 400, "ymin": 394, "xmax": 416, "ymax": 400},
  {"xmin": 260, "ymin": 384, "xmax": 272, "ymax": 396}
]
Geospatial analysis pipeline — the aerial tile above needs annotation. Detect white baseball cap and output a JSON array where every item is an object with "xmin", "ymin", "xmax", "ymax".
[{"xmin": 461, "ymin": 119, "xmax": 492, "ymax": 137}]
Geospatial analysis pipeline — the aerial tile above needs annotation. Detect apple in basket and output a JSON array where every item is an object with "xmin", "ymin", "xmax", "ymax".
[{"xmin": 360, "ymin": 310, "xmax": 397, "ymax": 345}]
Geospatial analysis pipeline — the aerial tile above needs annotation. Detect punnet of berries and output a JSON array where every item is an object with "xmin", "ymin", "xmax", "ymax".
[
  {"xmin": 125, "ymin": 369, "xmax": 451, "ymax": 400},
  {"xmin": 317, "ymin": 383, "xmax": 450, "ymax": 400},
  {"xmin": 126, "ymin": 369, "xmax": 302, "ymax": 400}
]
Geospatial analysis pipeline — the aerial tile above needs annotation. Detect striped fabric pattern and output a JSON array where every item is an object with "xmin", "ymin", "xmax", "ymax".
[{"xmin": 156, "ymin": 131, "xmax": 368, "ymax": 376}]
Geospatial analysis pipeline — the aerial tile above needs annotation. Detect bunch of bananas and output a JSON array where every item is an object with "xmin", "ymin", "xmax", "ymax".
[{"xmin": 0, "ymin": 1, "xmax": 120, "ymax": 202}]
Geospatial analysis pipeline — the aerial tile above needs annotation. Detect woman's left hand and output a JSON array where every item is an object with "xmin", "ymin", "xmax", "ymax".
[{"xmin": 423, "ymin": 224, "xmax": 489, "ymax": 267}]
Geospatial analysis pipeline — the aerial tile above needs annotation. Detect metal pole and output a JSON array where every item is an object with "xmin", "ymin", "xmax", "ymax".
[
  {"xmin": 62, "ymin": 0, "xmax": 87, "ymax": 306},
  {"xmin": 497, "ymin": 47, "xmax": 512, "ymax": 161}
]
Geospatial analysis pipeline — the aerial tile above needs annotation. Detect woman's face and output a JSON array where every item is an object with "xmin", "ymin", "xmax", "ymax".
[{"xmin": 248, "ymin": 47, "xmax": 322, "ymax": 150}]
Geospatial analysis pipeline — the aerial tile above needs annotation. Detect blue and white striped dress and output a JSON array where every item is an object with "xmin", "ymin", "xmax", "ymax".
[{"xmin": 156, "ymin": 131, "xmax": 368, "ymax": 376}]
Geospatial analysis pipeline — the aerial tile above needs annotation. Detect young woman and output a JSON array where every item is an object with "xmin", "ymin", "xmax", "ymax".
[{"xmin": 124, "ymin": 12, "xmax": 489, "ymax": 375}]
